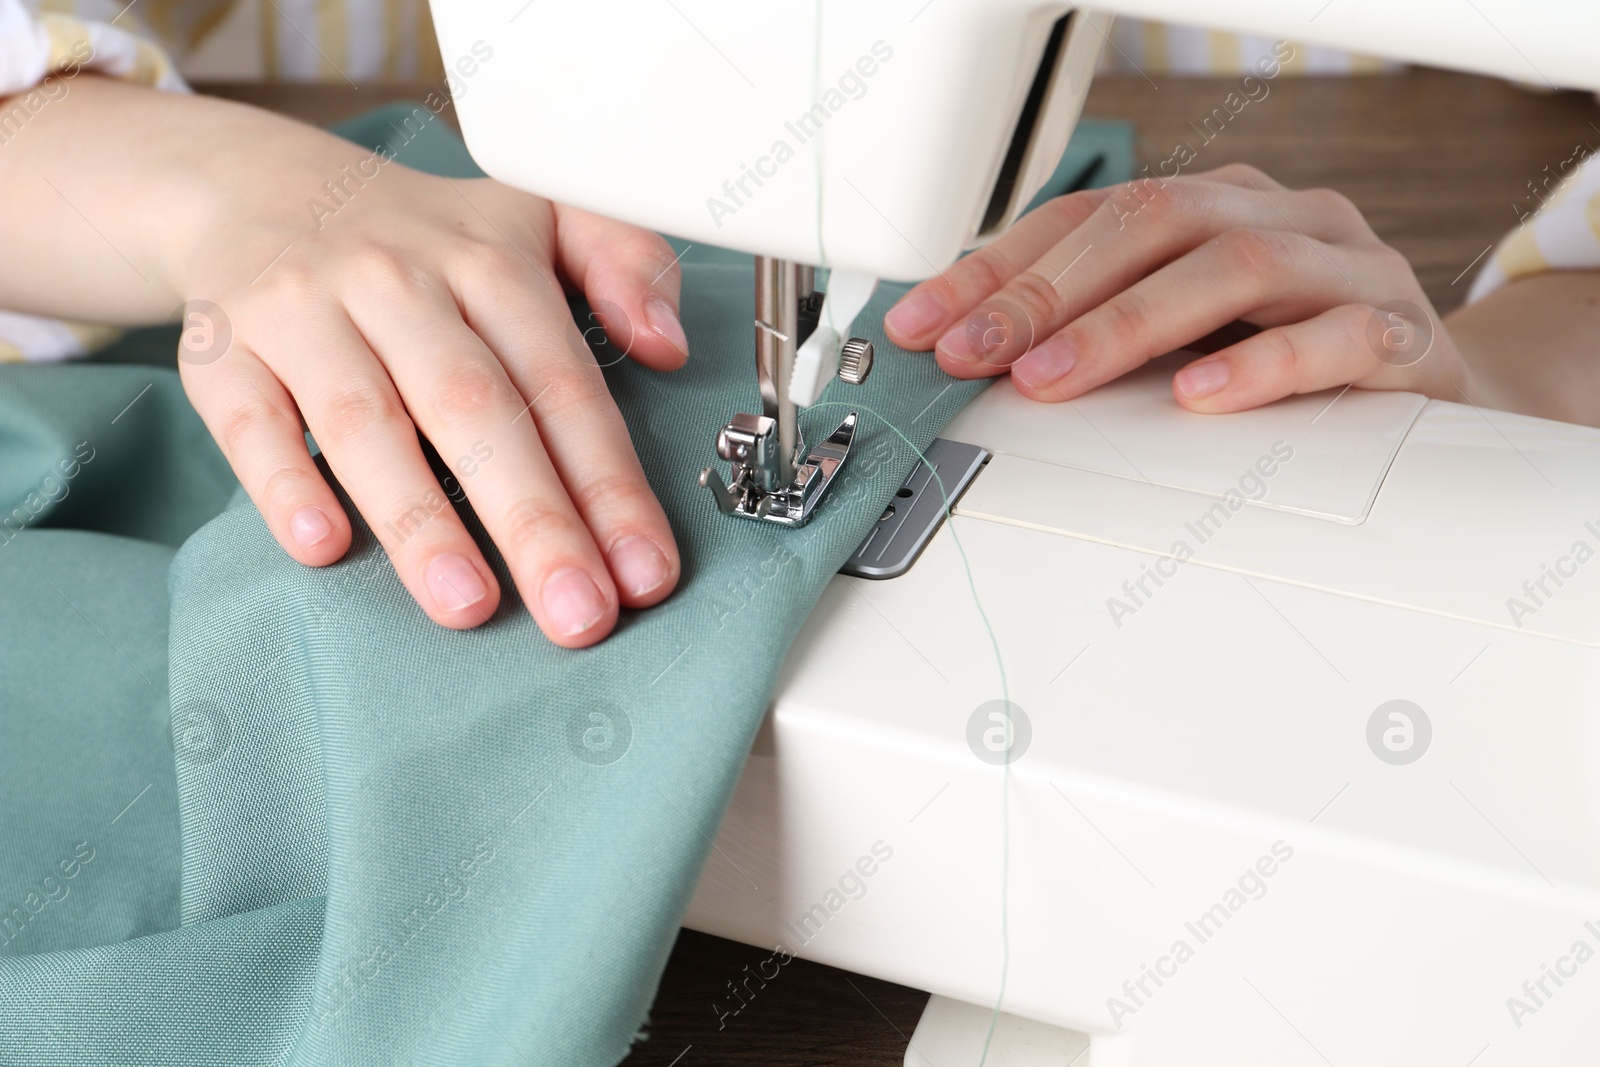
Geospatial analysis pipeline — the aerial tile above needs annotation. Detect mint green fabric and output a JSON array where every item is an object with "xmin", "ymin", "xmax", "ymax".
[{"xmin": 0, "ymin": 105, "xmax": 1130, "ymax": 1065}]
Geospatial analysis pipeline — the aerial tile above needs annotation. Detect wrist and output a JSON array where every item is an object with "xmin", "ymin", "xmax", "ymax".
[{"xmin": 162, "ymin": 109, "xmax": 337, "ymax": 302}]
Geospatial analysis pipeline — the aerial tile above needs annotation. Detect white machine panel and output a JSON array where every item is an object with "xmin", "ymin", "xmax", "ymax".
[
  {"xmin": 944, "ymin": 356, "xmax": 1426, "ymax": 522},
  {"xmin": 687, "ymin": 366, "xmax": 1600, "ymax": 1064}
]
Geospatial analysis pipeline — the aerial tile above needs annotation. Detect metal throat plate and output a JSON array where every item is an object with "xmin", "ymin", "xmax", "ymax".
[{"xmin": 840, "ymin": 438, "xmax": 990, "ymax": 579}]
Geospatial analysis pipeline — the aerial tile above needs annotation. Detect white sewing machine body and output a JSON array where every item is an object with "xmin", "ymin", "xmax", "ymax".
[
  {"xmin": 435, "ymin": 0, "xmax": 1110, "ymax": 280},
  {"xmin": 433, "ymin": 0, "xmax": 1600, "ymax": 282},
  {"xmin": 685, "ymin": 364, "xmax": 1600, "ymax": 1064},
  {"xmin": 429, "ymin": 1, "xmax": 1600, "ymax": 1061}
]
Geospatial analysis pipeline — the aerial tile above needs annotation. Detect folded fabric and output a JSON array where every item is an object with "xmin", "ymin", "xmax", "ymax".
[
  {"xmin": 0, "ymin": 110, "xmax": 992, "ymax": 1067},
  {"xmin": 0, "ymin": 104, "xmax": 1132, "ymax": 1065}
]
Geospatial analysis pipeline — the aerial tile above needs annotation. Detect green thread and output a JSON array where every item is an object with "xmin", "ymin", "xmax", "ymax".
[{"xmin": 809, "ymin": 399, "xmax": 1012, "ymax": 1065}]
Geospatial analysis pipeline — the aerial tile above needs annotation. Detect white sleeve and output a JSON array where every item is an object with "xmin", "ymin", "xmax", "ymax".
[
  {"xmin": 0, "ymin": 0, "xmax": 188, "ymax": 96},
  {"xmin": 1468, "ymin": 147, "xmax": 1600, "ymax": 303}
]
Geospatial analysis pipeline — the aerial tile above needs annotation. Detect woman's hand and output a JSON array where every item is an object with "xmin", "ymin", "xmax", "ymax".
[
  {"xmin": 883, "ymin": 164, "xmax": 1466, "ymax": 412},
  {"xmin": 0, "ymin": 76, "xmax": 687, "ymax": 647},
  {"xmin": 170, "ymin": 137, "xmax": 686, "ymax": 648}
]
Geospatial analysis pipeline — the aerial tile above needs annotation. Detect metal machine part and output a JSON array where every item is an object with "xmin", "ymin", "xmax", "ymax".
[
  {"xmin": 699, "ymin": 256, "xmax": 876, "ymax": 527},
  {"xmin": 837, "ymin": 338, "xmax": 874, "ymax": 386},
  {"xmin": 840, "ymin": 438, "xmax": 990, "ymax": 579}
]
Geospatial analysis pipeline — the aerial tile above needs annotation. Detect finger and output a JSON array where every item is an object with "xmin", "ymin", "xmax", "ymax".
[
  {"xmin": 1187, "ymin": 162, "xmax": 1288, "ymax": 191},
  {"xmin": 454, "ymin": 254, "xmax": 681, "ymax": 617},
  {"xmin": 181, "ymin": 347, "xmax": 352, "ymax": 567},
  {"xmin": 1168, "ymin": 303, "xmax": 1385, "ymax": 413},
  {"xmin": 1010, "ymin": 227, "xmax": 1353, "ymax": 402},
  {"xmin": 271, "ymin": 309, "xmax": 503, "ymax": 630},
  {"xmin": 933, "ymin": 178, "xmax": 1368, "ymax": 376},
  {"xmin": 351, "ymin": 276, "xmax": 629, "ymax": 649},
  {"xmin": 883, "ymin": 167, "xmax": 1288, "ymax": 353},
  {"xmin": 551, "ymin": 202, "xmax": 688, "ymax": 372},
  {"xmin": 883, "ymin": 188, "xmax": 1112, "ymax": 351}
]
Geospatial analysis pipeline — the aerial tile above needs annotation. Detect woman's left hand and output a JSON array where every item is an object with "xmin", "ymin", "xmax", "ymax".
[{"xmin": 883, "ymin": 164, "xmax": 1466, "ymax": 411}]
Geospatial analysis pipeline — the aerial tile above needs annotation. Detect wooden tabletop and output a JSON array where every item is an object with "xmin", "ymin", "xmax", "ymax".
[
  {"xmin": 195, "ymin": 70, "xmax": 1600, "ymax": 1067},
  {"xmin": 199, "ymin": 69, "xmax": 1600, "ymax": 315}
]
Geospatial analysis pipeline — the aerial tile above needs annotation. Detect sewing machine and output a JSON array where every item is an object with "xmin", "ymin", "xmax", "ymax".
[{"xmin": 432, "ymin": 2, "xmax": 1600, "ymax": 1062}]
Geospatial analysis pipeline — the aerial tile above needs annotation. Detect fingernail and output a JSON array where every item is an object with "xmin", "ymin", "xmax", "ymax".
[
  {"xmin": 643, "ymin": 297, "xmax": 688, "ymax": 357},
  {"xmin": 1012, "ymin": 335, "xmax": 1078, "ymax": 390},
  {"xmin": 962, "ymin": 310, "xmax": 1007, "ymax": 361},
  {"xmin": 609, "ymin": 535, "xmax": 669, "ymax": 598},
  {"xmin": 542, "ymin": 567, "xmax": 608, "ymax": 637},
  {"xmin": 1175, "ymin": 359, "xmax": 1231, "ymax": 399},
  {"xmin": 289, "ymin": 505, "xmax": 332, "ymax": 550},
  {"xmin": 942, "ymin": 307, "xmax": 1030, "ymax": 366},
  {"xmin": 426, "ymin": 553, "xmax": 489, "ymax": 614},
  {"xmin": 884, "ymin": 290, "xmax": 945, "ymax": 340},
  {"xmin": 936, "ymin": 314, "xmax": 997, "ymax": 364}
]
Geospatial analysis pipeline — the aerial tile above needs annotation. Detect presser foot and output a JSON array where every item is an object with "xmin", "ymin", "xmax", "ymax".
[
  {"xmin": 700, "ymin": 255, "xmax": 875, "ymax": 529},
  {"xmin": 699, "ymin": 411, "xmax": 858, "ymax": 527}
]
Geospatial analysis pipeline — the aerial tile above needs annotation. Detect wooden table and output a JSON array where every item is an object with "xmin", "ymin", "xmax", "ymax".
[{"xmin": 195, "ymin": 70, "xmax": 1600, "ymax": 1067}]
